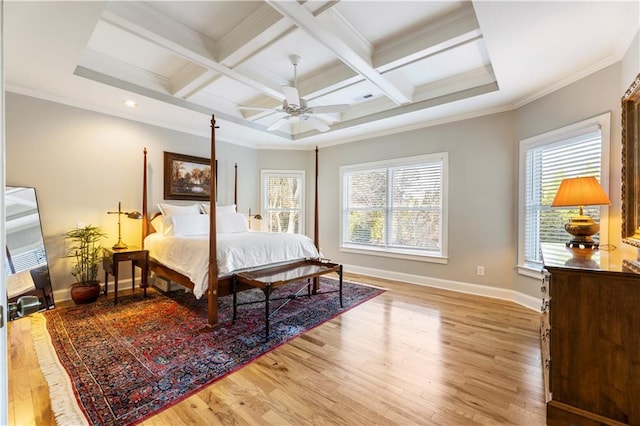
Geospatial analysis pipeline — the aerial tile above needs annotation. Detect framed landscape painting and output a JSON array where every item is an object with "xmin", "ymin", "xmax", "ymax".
[{"xmin": 163, "ymin": 152, "xmax": 214, "ymax": 201}]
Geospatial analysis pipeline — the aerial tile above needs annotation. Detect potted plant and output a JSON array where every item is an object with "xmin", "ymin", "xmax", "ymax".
[{"xmin": 65, "ymin": 224, "xmax": 106, "ymax": 304}]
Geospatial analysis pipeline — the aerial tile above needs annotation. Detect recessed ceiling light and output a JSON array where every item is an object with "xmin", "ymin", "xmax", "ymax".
[{"xmin": 124, "ymin": 100, "xmax": 137, "ymax": 108}]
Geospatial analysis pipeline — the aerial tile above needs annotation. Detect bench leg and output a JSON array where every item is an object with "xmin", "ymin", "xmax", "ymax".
[
  {"xmin": 339, "ymin": 265, "xmax": 343, "ymax": 308},
  {"xmin": 232, "ymin": 275, "xmax": 237, "ymax": 322},
  {"xmin": 264, "ymin": 284, "xmax": 272, "ymax": 340}
]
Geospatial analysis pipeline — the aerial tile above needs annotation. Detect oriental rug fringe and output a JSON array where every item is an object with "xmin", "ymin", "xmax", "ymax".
[{"xmin": 31, "ymin": 277, "xmax": 384, "ymax": 425}]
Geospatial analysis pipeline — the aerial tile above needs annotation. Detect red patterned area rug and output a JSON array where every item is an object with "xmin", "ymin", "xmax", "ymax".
[{"xmin": 31, "ymin": 277, "xmax": 384, "ymax": 425}]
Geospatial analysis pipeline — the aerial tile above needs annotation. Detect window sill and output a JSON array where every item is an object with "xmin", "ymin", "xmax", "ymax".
[
  {"xmin": 339, "ymin": 245, "xmax": 448, "ymax": 264},
  {"xmin": 516, "ymin": 264, "xmax": 545, "ymax": 279}
]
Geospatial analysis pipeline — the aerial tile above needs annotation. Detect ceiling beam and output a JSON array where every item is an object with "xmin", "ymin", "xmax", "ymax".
[
  {"xmin": 266, "ymin": 0, "xmax": 412, "ymax": 105},
  {"xmin": 101, "ymin": 2, "xmax": 286, "ymax": 101},
  {"xmin": 170, "ymin": 64, "xmax": 217, "ymax": 99}
]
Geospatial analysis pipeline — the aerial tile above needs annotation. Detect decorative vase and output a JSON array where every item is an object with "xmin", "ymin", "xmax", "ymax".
[{"xmin": 70, "ymin": 281, "xmax": 101, "ymax": 304}]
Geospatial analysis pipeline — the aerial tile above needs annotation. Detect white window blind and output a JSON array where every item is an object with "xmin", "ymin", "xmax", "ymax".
[
  {"xmin": 261, "ymin": 170, "xmax": 305, "ymax": 233},
  {"xmin": 524, "ymin": 130, "xmax": 604, "ymax": 265},
  {"xmin": 341, "ymin": 153, "xmax": 447, "ymax": 259}
]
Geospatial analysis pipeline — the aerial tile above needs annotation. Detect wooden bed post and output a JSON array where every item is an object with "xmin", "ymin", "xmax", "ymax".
[
  {"xmin": 141, "ymin": 147, "xmax": 148, "ymax": 248},
  {"xmin": 313, "ymin": 146, "xmax": 320, "ymax": 293},
  {"xmin": 314, "ymin": 146, "xmax": 319, "ymax": 251},
  {"xmin": 207, "ymin": 115, "xmax": 220, "ymax": 328}
]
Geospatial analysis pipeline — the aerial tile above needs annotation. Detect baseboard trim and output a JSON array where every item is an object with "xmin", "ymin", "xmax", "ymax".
[
  {"xmin": 53, "ymin": 278, "xmax": 136, "ymax": 303},
  {"xmin": 52, "ymin": 267, "xmax": 542, "ymax": 312},
  {"xmin": 343, "ymin": 263, "xmax": 541, "ymax": 312}
]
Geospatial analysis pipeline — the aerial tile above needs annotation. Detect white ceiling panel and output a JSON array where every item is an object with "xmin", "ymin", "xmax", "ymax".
[
  {"xmin": 386, "ymin": 38, "xmax": 490, "ymax": 87},
  {"xmin": 336, "ymin": 1, "xmax": 466, "ymax": 46},
  {"xmin": 198, "ymin": 75, "xmax": 265, "ymax": 106},
  {"xmin": 4, "ymin": 1, "xmax": 637, "ymax": 147},
  {"xmin": 148, "ymin": 1, "xmax": 264, "ymax": 42}
]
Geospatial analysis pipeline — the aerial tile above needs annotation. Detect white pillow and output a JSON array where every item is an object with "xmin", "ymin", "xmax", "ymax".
[
  {"xmin": 217, "ymin": 212, "xmax": 248, "ymax": 234},
  {"xmin": 201, "ymin": 204, "xmax": 236, "ymax": 214},
  {"xmin": 170, "ymin": 214, "xmax": 210, "ymax": 236},
  {"xmin": 150, "ymin": 215, "xmax": 165, "ymax": 234},
  {"xmin": 157, "ymin": 203, "xmax": 201, "ymax": 216}
]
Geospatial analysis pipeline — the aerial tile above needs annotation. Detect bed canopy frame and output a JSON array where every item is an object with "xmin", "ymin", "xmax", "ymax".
[{"xmin": 141, "ymin": 115, "xmax": 321, "ymax": 329}]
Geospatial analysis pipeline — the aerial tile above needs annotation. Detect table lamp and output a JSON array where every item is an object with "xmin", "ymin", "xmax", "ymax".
[
  {"xmin": 551, "ymin": 176, "xmax": 611, "ymax": 249},
  {"xmin": 107, "ymin": 201, "xmax": 142, "ymax": 249}
]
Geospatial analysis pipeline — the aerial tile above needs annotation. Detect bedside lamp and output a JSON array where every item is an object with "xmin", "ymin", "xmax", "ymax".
[
  {"xmin": 107, "ymin": 201, "xmax": 142, "ymax": 249},
  {"xmin": 551, "ymin": 176, "xmax": 611, "ymax": 249}
]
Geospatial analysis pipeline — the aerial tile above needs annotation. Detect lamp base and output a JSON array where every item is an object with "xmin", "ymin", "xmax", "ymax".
[
  {"xmin": 565, "ymin": 240, "xmax": 599, "ymax": 250},
  {"xmin": 112, "ymin": 240, "xmax": 128, "ymax": 250},
  {"xmin": 564, "ymin": 216, "xmax": 600, "ymax": 250}
]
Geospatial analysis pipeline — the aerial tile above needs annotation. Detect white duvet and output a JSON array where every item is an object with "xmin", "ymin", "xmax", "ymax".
[{"xmin": 144, "ymin": 231, "xmax": 320, "ymax": 298}]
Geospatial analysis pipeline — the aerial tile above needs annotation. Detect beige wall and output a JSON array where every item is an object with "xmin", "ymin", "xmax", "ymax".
[
  {"xmin": 513, "ymin": 62, "xmax": 627, "ymax": 299},
  {"xmin": 310, "ymin": 111, "xmax": 517, "ymax": 294},
  {"xmin": 6, "ymin": 31, "xmax": 639, "ymax": 306},
  {"xmin": 5, "ymin": 93, "xmax": 258, "ymax": 297}
]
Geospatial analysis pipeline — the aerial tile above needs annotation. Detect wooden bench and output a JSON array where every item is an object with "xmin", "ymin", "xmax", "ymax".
[{"xmin": 232, "ymin": 259, "xmax": 343, "ymax": 339}]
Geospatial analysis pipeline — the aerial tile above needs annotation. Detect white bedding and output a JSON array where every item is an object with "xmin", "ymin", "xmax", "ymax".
[{"xmin": 144, "ymin": 231, "xmax": 320, "ymax": 298}]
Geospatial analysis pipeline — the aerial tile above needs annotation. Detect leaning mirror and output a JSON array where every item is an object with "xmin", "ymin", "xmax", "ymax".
[
  {"xmin": 5, "ymin": 186, "xmax": 54, "ymax": 319},
  {"xmin": 621, "ymin": 73, "xmax": 640, "ymax": 247}
]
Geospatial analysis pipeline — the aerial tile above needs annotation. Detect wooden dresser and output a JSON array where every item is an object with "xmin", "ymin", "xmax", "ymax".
[{"xmin": 541, "ymin": 244, "xmax": 640, "ymax": 425}]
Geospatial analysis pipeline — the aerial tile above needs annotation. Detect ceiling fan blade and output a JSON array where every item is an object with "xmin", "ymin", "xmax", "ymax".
[
  {"xmin": 302, "ymin": 115, "xmax": 330, "ymax": 132},
  {"xmin": 309, "ymin": 104, "xmax": 350, "ymax": 114},
  {"xmin": 282, "ymin": 86, "xmax": 300, "ymax": 108},
  {"xmin": 267, "ymin": 117, "xmax": 290, "ymax": 131}
]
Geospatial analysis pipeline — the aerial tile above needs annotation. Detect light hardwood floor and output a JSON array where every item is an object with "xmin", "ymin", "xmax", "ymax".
[{"xmin": 9, "ymin": 274, "xmax": 546, "ymax": 425}]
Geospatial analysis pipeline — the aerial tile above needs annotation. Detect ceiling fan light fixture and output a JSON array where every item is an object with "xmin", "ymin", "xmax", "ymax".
[{"xmin": 240, "ymin": 54, "xmax": 350, "ymax": 134}]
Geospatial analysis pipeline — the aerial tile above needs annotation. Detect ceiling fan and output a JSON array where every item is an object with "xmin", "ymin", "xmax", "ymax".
[{"xmin": 239, "ymin": 55, "xmax": 350, "ymax": 133}]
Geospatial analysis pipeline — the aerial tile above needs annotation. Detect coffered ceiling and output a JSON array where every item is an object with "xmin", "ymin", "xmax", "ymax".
[{"xmin": 4, "ymin": 1, "xmax": 638, "ymax": 148}]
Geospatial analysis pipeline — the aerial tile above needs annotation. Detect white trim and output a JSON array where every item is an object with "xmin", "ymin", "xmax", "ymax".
[
  {"xmin": 339, "ymin": 152, "xmax": 449, "ymax": 259},
  {"xmin": 517, "ymin": 112, "xmax": 611, "ymax": 271},
  {"xmin": 339, "ymin": 246, "xmax": 448, "ymax": 264},
  {"xmin": 517, "ymin": 264, "xmax": 545, "ymax": 280},
  {"xmin": 344, "ymin": 263, "xmax": 541, "ymax": 312}
]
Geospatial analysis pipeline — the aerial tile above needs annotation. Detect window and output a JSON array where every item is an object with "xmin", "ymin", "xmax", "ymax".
[
  {"xmin": 340, "ymin": 153, "xmax": 448, "ymax": 262},
  {"xmin": 518, "ymin": 113, "xmax": 610, "ymax": 274},
  {"xmin": 261, "ymin": 170, "xmax": 305, "ymax": 233}
]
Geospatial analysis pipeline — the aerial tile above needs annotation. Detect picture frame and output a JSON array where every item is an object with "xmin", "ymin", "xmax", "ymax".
[{"xmin": 163, "ymin": 151, "xmax": 214, "ymax": 201}]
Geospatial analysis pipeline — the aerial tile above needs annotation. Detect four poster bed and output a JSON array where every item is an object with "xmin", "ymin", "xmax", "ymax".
[{"xmin": 140, "ymin": 115, "xmax": 325, "ymax": 329}]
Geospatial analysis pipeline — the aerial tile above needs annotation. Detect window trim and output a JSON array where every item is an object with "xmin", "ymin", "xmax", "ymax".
[
  {"xmin": 517, "ymin": 113, "xmax": 611, "ymax": 275},
  {"xmin": 339, "ymin": 152, "xmax": 449, "ymax": 263},
  {"xmin": 260, "ymin": 169, "xmax": 306, "ymax": 234}
]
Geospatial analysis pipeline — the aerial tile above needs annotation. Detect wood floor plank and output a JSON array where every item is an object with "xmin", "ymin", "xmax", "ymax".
[{"xmin": 8, "ymin": 274, "xmax": 546, "ymax": 425}]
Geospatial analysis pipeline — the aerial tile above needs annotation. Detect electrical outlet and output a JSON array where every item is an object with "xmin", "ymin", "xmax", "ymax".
[
  {"xmin": 476, "ymin": 266, "xmax": 485, "ymax": 276},
  {"xmin": 77, "ymin": 222, "xmax": 86, "ymax": 229}
]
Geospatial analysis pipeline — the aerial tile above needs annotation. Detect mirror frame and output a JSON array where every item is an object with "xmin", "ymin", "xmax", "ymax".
[
  {"xmin": 621, "ymin": 73, "xmax": 640, "ymax": 247},
  {"xmin": 5, "ymin": 186, "xmax": 54, "ymax": 317}
]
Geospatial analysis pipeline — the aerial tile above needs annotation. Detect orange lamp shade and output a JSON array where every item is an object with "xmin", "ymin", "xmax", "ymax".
[{"xmin": 551, "ymin": 176, "xmax": 611, "ymax": 208}]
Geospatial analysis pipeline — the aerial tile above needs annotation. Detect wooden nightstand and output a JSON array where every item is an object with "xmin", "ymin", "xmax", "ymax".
[{"xmin": 103, "ymin": 246, "xmax": 149, "ymax": 304}]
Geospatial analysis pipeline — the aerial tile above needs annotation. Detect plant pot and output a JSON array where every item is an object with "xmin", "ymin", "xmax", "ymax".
[{"xmin": 70, "ymin": 281, "xmax": 101, "ymax": 305}]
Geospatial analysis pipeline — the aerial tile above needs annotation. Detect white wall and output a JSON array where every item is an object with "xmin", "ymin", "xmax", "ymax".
[{"xmin": 5, "ymin": 93, "xmax": 258, "ymax": 298}]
